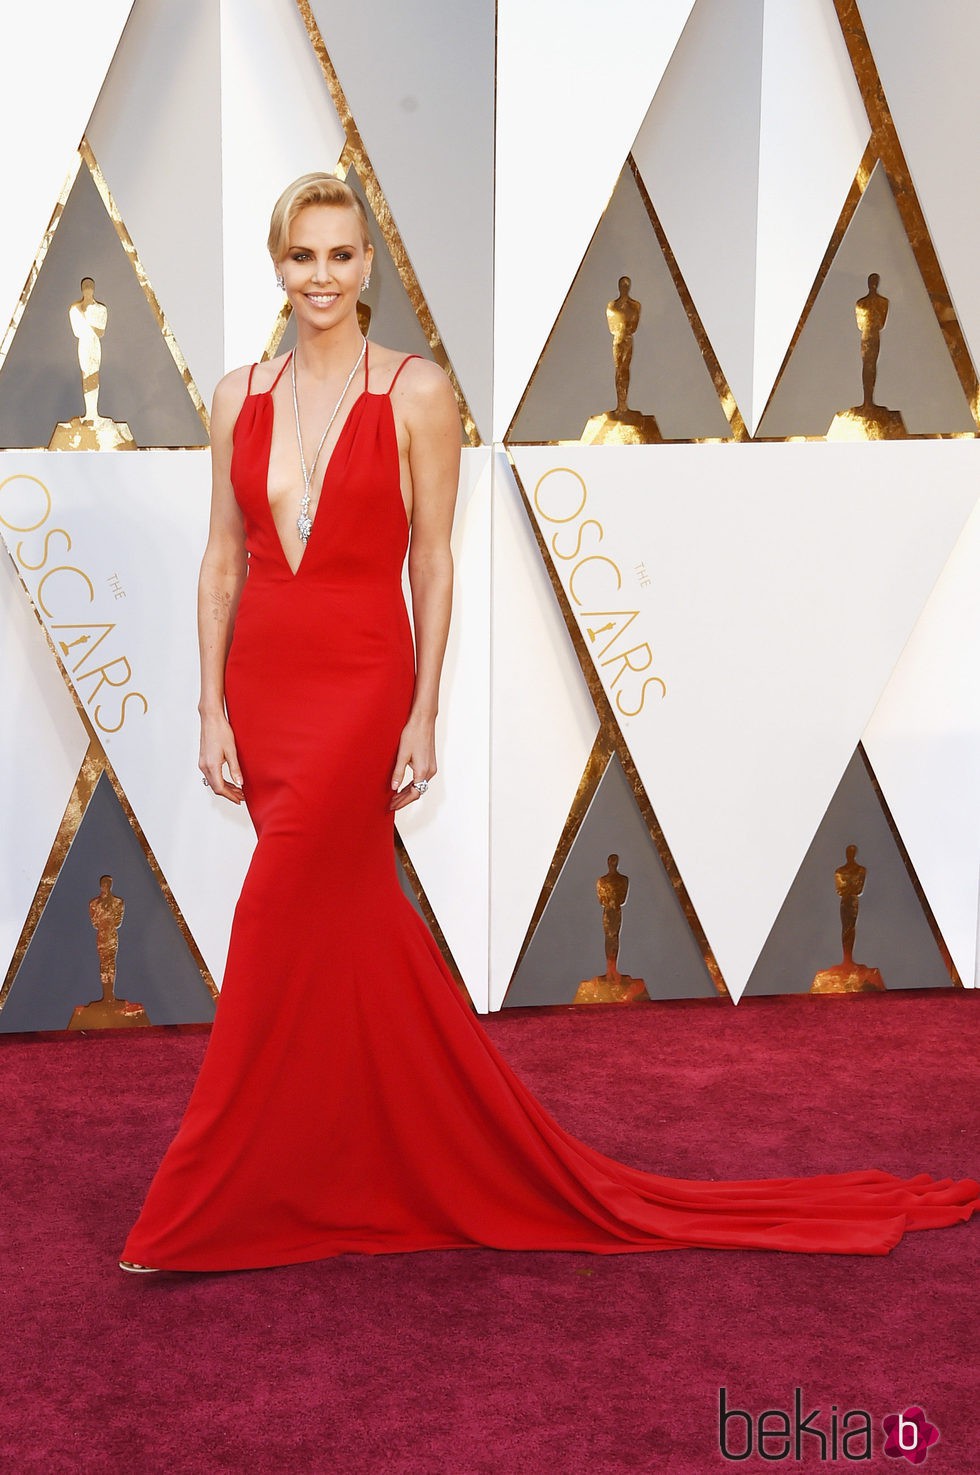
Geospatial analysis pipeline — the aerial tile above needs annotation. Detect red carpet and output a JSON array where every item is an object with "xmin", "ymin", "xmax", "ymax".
[{"xmin": 3, "ymin": 990, "xmax": 977, "ymax": 1473}]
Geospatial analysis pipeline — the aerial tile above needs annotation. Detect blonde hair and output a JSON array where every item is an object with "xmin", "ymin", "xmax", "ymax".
[{"xmin": 267, "ymin": 173, "xmax": 372, "ymax": 262}]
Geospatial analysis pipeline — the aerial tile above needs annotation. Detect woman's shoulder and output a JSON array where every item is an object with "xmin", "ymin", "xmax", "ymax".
[
  {"xmin": 213, "ymin": 361, "xmax": 255, "ymax": 410},
  {"xmin": 211, "ymin": 357, "xmax": 289, "ymax": 424},
  {"xmin": 220, "ymin": 356, "xmax": 288, "ymax": 397},
  {"xmin": 371, "ymin": 344, "xmax": 452, "ymax": 404}
]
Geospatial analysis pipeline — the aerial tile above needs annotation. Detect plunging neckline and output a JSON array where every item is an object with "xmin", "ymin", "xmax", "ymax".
[{"xmin": 262, "ymin": 349, "xmax": 369, "ymax": 578}]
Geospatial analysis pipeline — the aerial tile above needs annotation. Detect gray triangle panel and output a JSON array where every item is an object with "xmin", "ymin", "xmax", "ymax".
[
  {"xmin": 0, "ymin": 164, "xmax": 206, "ymax": 448},
  {"xmin": 394, "ymin": 837, "xmax": 426, "ymax": 924},
  {"xmin": 306, "ymin": 0, "xmax": 493, "ymax": 438},
  {"xmin": 1, "ymin": 772, "xmax": 215, "ymax": 1032},
  {"xmin": 743, "ymin": 748, "xmax": 952, "ymax": 995},
  {"xmin": 511, "ymin": 163, "xmax": 732, "ymax": 443},
  {"xmin": 757, "ymin": 163, "xmax": 974, "ymax": 437},
  {"xmin": 504, "ymin": 754, "xmax": 716, "ymax": 1007},
  {"xmin": 346, "ymin": 167, "xmax": 439, "ymax": 369}
]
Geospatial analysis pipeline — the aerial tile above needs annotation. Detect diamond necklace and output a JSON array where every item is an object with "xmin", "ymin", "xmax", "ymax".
[{"xmin": 290, "ymin": 336, "xmax": 366, "ymax": 544}]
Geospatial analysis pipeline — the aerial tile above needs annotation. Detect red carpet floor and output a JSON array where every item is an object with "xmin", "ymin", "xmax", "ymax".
[{"xmin": 3, "ymin": 990, "xmax": 977, "ymax": 1474}]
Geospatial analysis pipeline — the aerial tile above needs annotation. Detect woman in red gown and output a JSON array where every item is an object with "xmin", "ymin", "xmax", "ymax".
[{"xmin": 120, "ymin": 175, "xmax": 978, "ymax": 1272}]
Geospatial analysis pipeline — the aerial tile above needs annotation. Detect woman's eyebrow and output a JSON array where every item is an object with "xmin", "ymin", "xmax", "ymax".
[{"xmin": 287, "ymin": 242, "xmax": 358, "ymax": 252}]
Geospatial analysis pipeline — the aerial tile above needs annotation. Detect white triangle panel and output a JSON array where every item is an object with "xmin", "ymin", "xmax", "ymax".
[
  {"xmin": 0, "ymin": 533, "xmax": 89, "ymax": 978},
  {"xmin": 218, "ymin": 0, "xmax": 346, "ymax": 375},
  {"xmin": 489, "ymin": 452, "xmax": 599, "ymax": 1011},
  {"xmin": 0, "ymin": 1, "xmax": 135, "ymax": 347},
  {"xmin": 753, "ymin": 0, "xmax": 869, "ymax": 433},
  {"xmin": 860, "ymin": 0, "xmax": 980, "ymax": 403},
  {"xmin": 632, "ymin": 0, "xmax": 764, "ymax": 430},
  {"xmin": 398, "ymin": 448, "xmax": 491, "ymax": 1011},
  {"xmin": 305, "ymin": 0, "xmax": 495, "ymax": 441},
  {"xmin": 513, "ymin": 441, "xmax": 978, "ymax": 998},
  {"xmin": 0, "ymin": 452, "xmax": 254, "ymax": 986},
  {"xmin": 494, "ymin": 0, "xmax": 696, "ymax": 442},
  {"xmin": 86, "ymin": 0, "xmax": 224, "ymax": 409},
  {"xmin": 863, "ymin": 497, "xmax": 980, "ymax": 988}
]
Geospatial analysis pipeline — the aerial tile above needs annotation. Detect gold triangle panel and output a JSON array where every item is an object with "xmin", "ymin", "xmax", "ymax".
[
  {"xmin": 0, "ymin": 737, "xmax": 102, "ymax": 1009},
  {"xmin": 509, "ymin": 159, "xmax": 735, "ymax": 445},
  {"xmin": 742, "ymin": 746, "xmax": 959, "ymax": 997},
  {"xmin": 756, "ymin": 162, "xmax": 975, "ymax": 439},
  {"xmin": 505, "ymin": 731, "xmax": 612, "ymax": 986},
  {"xmin": 833, "ymin": 0, "xmax": 980, "ymax": 425},
  {"xmin": 0, "ymin": 145, "xmax": 207, "ymax": 449},
  {"xmin": 754, "ymin": 2, "xmax": 980, "ymax": 439},
  {"xmin": 394, "ymin": 831, "xmax": 471, "ymax": 1007},
  {"xmin": 506, "ymin": 455, "xmax": 728, "ymax": 998},
  {"xmin": 0, "ymin": 553, "xmax": 218, "ymax": 1010},
  {"xmin": 1, "ymin": 771, "xmax": 216, "ymax": 1033},
  {"xmin": 504, "ymin": 751, "xmax": 717, "ymax": 1007},
  {"xmin": 294, "ymin": 0, "xmax": 478, "ymax": 444},
  {"xmin": 297, "ymin": 0, "xmax": 494, "ymax": 438}
]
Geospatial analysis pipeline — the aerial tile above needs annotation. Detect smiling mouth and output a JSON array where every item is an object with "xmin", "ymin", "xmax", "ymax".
[{"xmin": 306, "ymin": 292, "xmax": 339, "ymax": 307}]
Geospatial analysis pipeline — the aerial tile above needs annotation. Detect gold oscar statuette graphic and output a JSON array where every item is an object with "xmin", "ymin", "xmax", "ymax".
[
  {"xmin": 49, "ymin": 277, "xmax": 137, "ymax": 450},
  {"xmin": 68, "ymin": 875, "xmax": 150, "ymax": 1028},
  {"xmin": 810, "ymin": 844, "xmax": 886, "ymax": 994},
  {"xmin": 582, "ymin": 276, "xmax": 662, "ymax": 444},
  {"xmin": 827, "ymin": 273, "xmax": 908, "ymax": 441},
  {"xmin": 574, "ymin": 855, "xmax": 650, "ymax": 1003}
]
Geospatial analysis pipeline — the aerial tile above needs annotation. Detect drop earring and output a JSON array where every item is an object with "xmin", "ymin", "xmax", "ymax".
[
  {"xmin": 361, "ymin": 275, "xmax": 371, "ymax": 293},
  {"xmin": 276, "ymin": 274, "xmax": 285, "ymax": 290}
]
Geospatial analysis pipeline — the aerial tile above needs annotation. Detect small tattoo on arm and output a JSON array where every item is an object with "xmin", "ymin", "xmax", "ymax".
[{"xmin": 210, "ymin": 589, "xmax": 232, "ymax": 623}]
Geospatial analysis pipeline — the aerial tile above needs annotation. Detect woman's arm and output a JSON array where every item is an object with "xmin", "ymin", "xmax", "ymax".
[
  {"xmin": 389, "ymin": 362, "xmax": 462, "ymax": 811},
  {"xmin": 198, "ymin": 369, "xmax": 250, "ymax": 804}
]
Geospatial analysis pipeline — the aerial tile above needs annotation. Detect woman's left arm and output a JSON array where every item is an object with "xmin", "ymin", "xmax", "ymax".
[{"xmin": 389, "ymin": 362, "xmax": 462, "ymax": 811}]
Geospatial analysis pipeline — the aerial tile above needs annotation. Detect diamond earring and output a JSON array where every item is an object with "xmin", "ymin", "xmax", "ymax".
[
  {"xmin": 276, "ymin": 274, "xmax": 285, "ymax": 290},
  {"xmin": 361, "ymin": 275, "xmax": 371, "ymax": 293}
]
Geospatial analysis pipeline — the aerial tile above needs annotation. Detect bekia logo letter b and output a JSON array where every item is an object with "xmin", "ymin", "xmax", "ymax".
[{"xmin": 881, "ymin": 1406, "xmax": 940, "ymax": 1464}]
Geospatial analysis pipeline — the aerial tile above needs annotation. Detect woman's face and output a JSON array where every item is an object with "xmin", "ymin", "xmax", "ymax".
[{"xmin": 278, "ymin": 204, "xmax": 373, "ymax": 332}]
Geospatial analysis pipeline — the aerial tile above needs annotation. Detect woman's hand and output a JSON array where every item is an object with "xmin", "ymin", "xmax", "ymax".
[
  {"xmin": 389, "ymin": 714, "xmax": 436, "ymax": 811},
  {"xmin": 199, "ymin": 711, "xmax": 244, "ymax": 805}
]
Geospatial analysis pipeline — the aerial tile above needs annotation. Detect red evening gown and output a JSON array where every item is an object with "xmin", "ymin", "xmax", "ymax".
[{"xmin": 121, "ymin": 346, "xmax": 979, "ymax": 1270}]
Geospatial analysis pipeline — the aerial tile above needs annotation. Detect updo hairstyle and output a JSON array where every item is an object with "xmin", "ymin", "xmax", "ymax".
[{"xmin": 267, "ymin": 173, "xmax": 372, "ymax": 262}]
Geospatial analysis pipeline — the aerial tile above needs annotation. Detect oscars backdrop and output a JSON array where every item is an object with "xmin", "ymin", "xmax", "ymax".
[{"xmin": 1, "ymin": 0, "xmax": 977, "ymax": 1033}]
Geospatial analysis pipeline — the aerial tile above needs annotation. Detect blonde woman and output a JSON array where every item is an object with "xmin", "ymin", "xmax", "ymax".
[{"xmin": 121, "ymin": 175, "xmax": 978, "ymax": 1273}]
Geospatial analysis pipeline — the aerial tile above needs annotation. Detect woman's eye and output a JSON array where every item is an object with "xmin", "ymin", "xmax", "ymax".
[{"xmin": 335, "ymin": 252, "xmax": 352, "ymax": 262}]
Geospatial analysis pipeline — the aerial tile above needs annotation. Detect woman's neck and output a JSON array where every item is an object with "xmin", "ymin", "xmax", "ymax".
[{"xmin": 292, "ymin": 320, "xmax": 365, "ymax": 380}]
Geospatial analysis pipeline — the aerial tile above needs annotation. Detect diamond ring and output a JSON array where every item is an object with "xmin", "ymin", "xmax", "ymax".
[{"xmin": 412, "ymin": 779, "xmax": 430, "ymax": 794}]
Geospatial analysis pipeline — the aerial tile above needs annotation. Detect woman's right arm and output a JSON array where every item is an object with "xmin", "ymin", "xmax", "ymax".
[{"xmin": 197, "ymin": 370, "xmax": 250, "ymax": 805}]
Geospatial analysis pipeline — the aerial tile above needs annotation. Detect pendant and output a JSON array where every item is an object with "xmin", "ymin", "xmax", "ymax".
[{"xmin": 297, "ymin": 512, "xmax": 312, "ymax": 543}]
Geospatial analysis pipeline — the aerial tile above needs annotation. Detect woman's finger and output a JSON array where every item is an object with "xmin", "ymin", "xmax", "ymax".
[
  {"xmin": 200, "ymin": 755, "xmax": 244, "ymax": 805},
  {"xmin": 389, "ymin": 780, "xmax": 419, "ymax": 812},
  {"xmin": 388, "ymin": 766, "xmax": 438, "ymax": 811},
  {"xmin": 224, "ymin": 742, "xmax": 243, "ymax": 790},
  {"xmin": 390, "ymin": 746, "xmax": 411, "ymax": 792}
]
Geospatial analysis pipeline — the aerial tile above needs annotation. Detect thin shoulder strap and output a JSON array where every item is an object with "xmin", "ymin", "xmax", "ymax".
[
  {"xmin": 246, "ymin": 362, "xmax": 257, "ymax": 394},
  {"xmin": 364, "ymin": 338, "xmax": 370, "ymax": 393},
  {"xmin": 268, "ymin": 351, "xmax": 293, "ymax": 393},
  {"xmin": 387, "ymin": 354, "xmax": 421, "ymax": 395}
]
